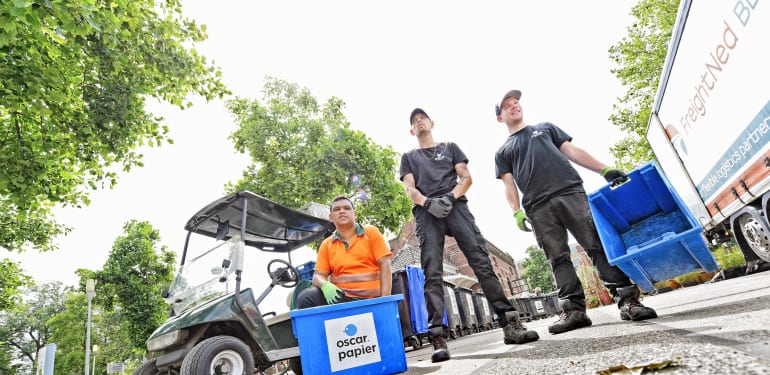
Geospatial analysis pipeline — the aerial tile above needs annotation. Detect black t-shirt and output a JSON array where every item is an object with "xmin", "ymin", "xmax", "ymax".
[
  {"xmin": 400, "ymin": 142, "xmax": 468, "ymax": 198},
  {"xmin": 494, "ymin": 123, "xmax": 584, "ymax": 212}
]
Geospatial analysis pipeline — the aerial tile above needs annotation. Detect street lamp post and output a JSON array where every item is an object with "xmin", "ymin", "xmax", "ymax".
[
  {"xmin": 84, "ymin": 279, "xmax": 96, "ymax": 375},
  {"xmin": 91, "ymin": 345, "xmax": 99, "ymax": 375},
  {"xmin": 91, "ymin": 345, "xmax": 98, "ymax": 375}
]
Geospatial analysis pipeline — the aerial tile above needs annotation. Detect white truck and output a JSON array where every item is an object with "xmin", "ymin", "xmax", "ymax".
[{"xmin": 646, "ymin": 0, "xmax": 770, "ymax": 263}]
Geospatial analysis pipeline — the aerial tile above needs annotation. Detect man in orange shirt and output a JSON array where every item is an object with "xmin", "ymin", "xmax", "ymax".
[{"xmin": 296, "ymin": 196, "xmax": 392, "ymax": 308}]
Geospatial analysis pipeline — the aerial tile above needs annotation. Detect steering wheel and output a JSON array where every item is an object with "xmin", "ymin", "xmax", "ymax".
[{"xmin": 267, "ymin": 259, "xmax": 299, "ymax": 288}]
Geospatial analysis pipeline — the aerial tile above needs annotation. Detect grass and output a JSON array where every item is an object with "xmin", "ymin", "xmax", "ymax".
[{"xmin": 653, "ymin": 244, "xmax": 747, "ymax": 289}]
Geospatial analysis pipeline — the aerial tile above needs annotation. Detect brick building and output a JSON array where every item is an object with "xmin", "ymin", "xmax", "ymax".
[{"xmin": 570, "ymin": 244, "xmax": 613, "ymax": 306}]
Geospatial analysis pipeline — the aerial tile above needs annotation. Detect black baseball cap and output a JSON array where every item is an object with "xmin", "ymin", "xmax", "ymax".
[
  {"xmin": 495, "ymin": 89, "xmax": 522, "ymax": 116},
  {"xmin": 410, "ymin": 108, "xmax": 429, "ymax": 124}
]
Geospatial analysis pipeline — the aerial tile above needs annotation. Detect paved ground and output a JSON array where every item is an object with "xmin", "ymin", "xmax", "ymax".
[{"xmin": 402, "ymin": 269, "xmax": 770, "ymax": 374}]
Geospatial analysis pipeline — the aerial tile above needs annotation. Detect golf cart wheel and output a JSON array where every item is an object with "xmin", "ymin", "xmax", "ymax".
[{"xmin": 180, "ymin": 336, "xmax": 254, "ymax": 375}]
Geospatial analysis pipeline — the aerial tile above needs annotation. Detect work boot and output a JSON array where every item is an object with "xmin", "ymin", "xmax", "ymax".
[
  {"xmin": 428, "ymin": 327, "xmax": 450, "ymax": 363},
  {"xmin": 616, "ymin": 285, "xmax": 658, "ymax": 321},
  {"xmin": 502, "ymin": 311, "xmax": 539, "ymax": 344},
  {"xmin": 548, "ymin": 309, "xmax": 592, "ymax": 334}
]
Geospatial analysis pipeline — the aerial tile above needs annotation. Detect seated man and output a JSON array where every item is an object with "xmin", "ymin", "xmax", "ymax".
[{"xmin": 296, "ymin": 196, "xmax": 392, "ymax": 308}]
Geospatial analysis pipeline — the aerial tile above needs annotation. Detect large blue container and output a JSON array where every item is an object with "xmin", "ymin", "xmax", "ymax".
[
  {"xmin": 290, "ymin": 295, "xmax": 406, "ymax": 375},
  {"xmin": 588, "ymin": 161, "xmax": 719, "ymax": 292}
]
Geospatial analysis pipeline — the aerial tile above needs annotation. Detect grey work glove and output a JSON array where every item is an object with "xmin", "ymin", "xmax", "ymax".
[{"xmin": 424, "ymin": 195, "xmax": 453, "ymax": 218}]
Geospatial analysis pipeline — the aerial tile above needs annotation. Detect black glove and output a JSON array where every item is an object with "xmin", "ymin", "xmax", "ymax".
[
  {"xmin": 424, "ymin": 195, "xmax": 453, "ymax": 218},
  {"xmin": 601, "ymin": 167, "xmax": 628, "ymax": 184}
]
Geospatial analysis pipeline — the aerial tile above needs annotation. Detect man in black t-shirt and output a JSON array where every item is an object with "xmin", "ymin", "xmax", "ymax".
[
  {"xmin": 400, "ymin": 108, "xmax": 539, "ymax": 363},
  {"xmin": 494, "ymin": 89, "xmax": 657, "ymax": 335}
]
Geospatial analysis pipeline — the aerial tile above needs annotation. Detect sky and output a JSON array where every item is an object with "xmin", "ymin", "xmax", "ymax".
[{"xmin": 10, "ymin": 1, "xmax": 638, "ymax": 313}]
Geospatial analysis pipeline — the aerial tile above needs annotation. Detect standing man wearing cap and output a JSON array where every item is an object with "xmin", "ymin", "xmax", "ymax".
[
  {"xmin": 400, "ymin": 108, "xmax": 539, "ymax": 363},
  {"xmin": 493, "ymin": 89, "xmax": 657, "ymax": 335}
]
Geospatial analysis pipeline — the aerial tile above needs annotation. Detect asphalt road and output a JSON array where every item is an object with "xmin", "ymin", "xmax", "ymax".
[{"xmin": 402, "ymin": 269, "xmax": 770, "ymax": 375}]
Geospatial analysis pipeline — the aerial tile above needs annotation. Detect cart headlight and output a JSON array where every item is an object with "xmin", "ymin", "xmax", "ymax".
[{"xmin": 147, "ymin": 330, "xmax": 186, "ymax": 351}]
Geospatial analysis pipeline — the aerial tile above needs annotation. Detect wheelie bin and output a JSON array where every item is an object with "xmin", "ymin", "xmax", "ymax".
[
  {"xmin": 510, "ymin": 297, "xmax": 533, "ymax": 321},
  {"xmin": 392, "ymin": 270, "xmax": 422, "ymax": 350},
  {"xmin": 454, "ymin": 286, "xmax": 478, "ymax": 335},
  {"xmin": 442, "ymin": 280, "xmax": 462, "ymax": 338},
  {"xmin": 528, "ymin": 295, "xmax": 549, "ymax": 319},
  {"xmin": 472, "ymin": 291, "xmax": 492, "ymax": 331}
]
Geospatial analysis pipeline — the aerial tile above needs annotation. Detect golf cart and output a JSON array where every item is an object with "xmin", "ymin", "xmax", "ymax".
[{"xmin": 134, "ymin": 191, "xmax": 334, "ymax": 375}]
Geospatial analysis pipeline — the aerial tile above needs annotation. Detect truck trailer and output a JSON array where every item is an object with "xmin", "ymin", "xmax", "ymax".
[{"xmin": 646, "ymin": 0, "xmax": 770, "ymax": 263}]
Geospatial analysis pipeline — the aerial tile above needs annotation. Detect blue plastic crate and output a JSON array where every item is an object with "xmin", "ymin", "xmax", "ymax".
[
  {"xmin": 588, "ymin": 161, "xmax": 719, "ymax": 292},
  {"xmin": 296, "ymin": 261, "xmax": 316, "ymax": 281},
  {"xmin": 290, "ymin": 295, "xmax": 406, "ymax": 375}
]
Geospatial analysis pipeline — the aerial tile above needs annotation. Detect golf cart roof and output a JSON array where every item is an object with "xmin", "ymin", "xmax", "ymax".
[{"xmin": 184, "ymin": 191, "xmax": 334, "ymax": 252}]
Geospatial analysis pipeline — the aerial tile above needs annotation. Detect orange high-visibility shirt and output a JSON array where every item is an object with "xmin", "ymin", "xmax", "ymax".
[{"xmin": 316, "ymin": 224, "xmax": 392, "ymax": 298}]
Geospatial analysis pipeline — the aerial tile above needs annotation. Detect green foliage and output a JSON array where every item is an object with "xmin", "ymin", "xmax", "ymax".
[
  {"xmin": 0, "ymin": 281, "xmax": 67, "ymax": 374},
  {"xmin": 0, "ymin": 258, "xmax": 30, "ymax": 310},
  {"xmin": 521, "ymin": 245, "xmax": 555, "ymax": 293},
  {"xmin": 0, "ymin": 348, "xmax": 20, "ymax": 375},
  {"xmin": 0, "ymin": 0, "xmax": 229, "ymax": 253},
  {"xmin": 672, "ymin": 270, "xmax": 703, "ymax": 285},
  {"xmin": 49, "ymin": 290, "xmax": 141, "ymax": 375},
  {"xmin": 47, "ymin": 291, "xmax": 87, "ymax": 375},
  {"xmin": 713, "ymin": 243, "xmax": 746, "ymax": 269},
  {"xmin": 585, "ymin": 294, "xmax": 600, "ymax": 308},
  {"xmin": 227, "ymin": 77, "xmax": 411, "ymax": 236},
  {"xmin": 608, "ymin": 0, "xmax": 680, "ymax": 170},
  {"xmin": 93, "ymin": 220, "xmax": 175, "ymax": 351}
]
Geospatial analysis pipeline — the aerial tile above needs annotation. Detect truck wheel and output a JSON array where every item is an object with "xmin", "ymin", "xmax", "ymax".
[
  {"xmin": 133, "ymin": 359, "xmax": 160, "ymax": 375},
  {"xmin": 180, "ymin": 336, "xmax": 254, "ymax": 375},
  {"xmin": 737, "ymin": 213, "xmax": 770, "ymax": 262}
]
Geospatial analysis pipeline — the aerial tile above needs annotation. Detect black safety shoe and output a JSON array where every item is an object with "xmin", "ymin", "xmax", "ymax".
[
  {"xmin": 548, "ymin": 309, "xmax": 592, "ymax": 334},
  {"xmin": 619, "ymin": 296, "xmax": 658, "ymax": 321},
  {"xmin": 503, "ymin": 312, "xmax": 539, "ymax": 344},
  {"xmin": 430, "ymin": 335, "xmax": 450, "ymax": 363}
]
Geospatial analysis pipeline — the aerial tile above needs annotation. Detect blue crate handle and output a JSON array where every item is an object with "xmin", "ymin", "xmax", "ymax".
[
  {"xmin": 627, "ymin": 232, "xmax": 676, "ymax": 253},
  {"xmin": 609, "ymin": 175, "xmax": 631, "ymax": 190}
]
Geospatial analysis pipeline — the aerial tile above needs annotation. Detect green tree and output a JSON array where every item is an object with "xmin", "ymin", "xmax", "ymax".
[
  {"xmin": 0, "ymin": 281, "xmax": 66, "ymax": 374},
  {"xmin": 227, "ymin": 77, "xmax": 411, "ymax": 235},
  {"xmin": 47, "ymin": 291, "xmax": 87, "ymax": 375},
  {"xmin": 0, "ymin": 258, "xmax": 29, "ymax": 310},
  {"xmin": 0, "ymin": 0, "xmax": 229, "ymax": 253},
  {"xmin": 521, "ymin": 246, "xmax": 555, "ymax": 293},
  {"xmin": 608, "ymin": 0, "xmax": 681, "ymax": 170},
  {"xmin": 93, "ymin": 220, "xmax": 175, "ymax": 351},
  {"xmin": 48, "ymin": 290, "xmax": 139, "ymax": 375},
  {"xmin": 0, "ymin": 349, "xmax": 19, "ymax": 375}
]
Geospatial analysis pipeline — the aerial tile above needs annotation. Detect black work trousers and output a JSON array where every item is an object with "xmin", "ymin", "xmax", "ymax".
[
  {"xmin": 414, "ymin": 200, "xmax": 515, "ymax": 331},
  {"xmin": 528, "ymin": 192, "xmax": 632, "ymax": 311}
]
